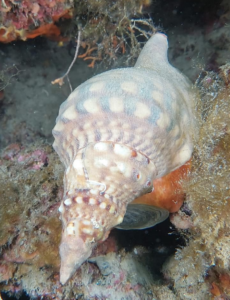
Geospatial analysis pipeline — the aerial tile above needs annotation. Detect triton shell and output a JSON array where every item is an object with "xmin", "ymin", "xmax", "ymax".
[{"xmin": 52, "ymin": 33, "xmax": 197, "ymax": 284}]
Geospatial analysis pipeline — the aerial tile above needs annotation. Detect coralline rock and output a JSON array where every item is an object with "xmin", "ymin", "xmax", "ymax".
[
  {"xmin": 0, "ymin": 143, "xmax": 63, "ymax": 297},
  {"xmin": 162, "ymin": 243, "xmax": 210, "ymax": 300},
  {"xmin": 163, "ymin": 66, "xmax": 230, "ymax": 299},
  {"xmin": 0, "ymin": 0, "xmax": 73, "ymax": 43},
  {"xmin": 83, "ymin": 251, "xmax": 155, "ymax": 300}
]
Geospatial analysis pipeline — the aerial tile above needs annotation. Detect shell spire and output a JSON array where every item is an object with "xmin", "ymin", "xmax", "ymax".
[
  {"xmin": 58, "ymin": 143, "xmax": 156, "ymax": 284},
  {"xmin": 53, "ymin": 33, "xmax": 198, "ymax": 284}
]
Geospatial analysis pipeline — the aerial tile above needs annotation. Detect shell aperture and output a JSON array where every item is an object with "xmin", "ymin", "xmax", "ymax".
[
  {"xmin": 52, "ymin": 33, "xmax": 197, "ymax": 284},
  {"xmin": 116, "ymin": 203, "xmax": 169, "ymax": 230}
]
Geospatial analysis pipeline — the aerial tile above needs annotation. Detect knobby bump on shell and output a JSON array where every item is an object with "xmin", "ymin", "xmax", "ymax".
[{"xmin": 52, "ymin": 33, "xmax": 198, "ymax": 284}]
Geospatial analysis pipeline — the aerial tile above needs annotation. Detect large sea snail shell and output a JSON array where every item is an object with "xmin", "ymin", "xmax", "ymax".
[{"xmin": 52, "ymin": 33, "xmax": 197, "ymax": 284}]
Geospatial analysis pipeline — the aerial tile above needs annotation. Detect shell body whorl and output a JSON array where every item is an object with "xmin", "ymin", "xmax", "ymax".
[{"xmin": 53, "ymin": 33, "xmax": 198, "ymax": 284}]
